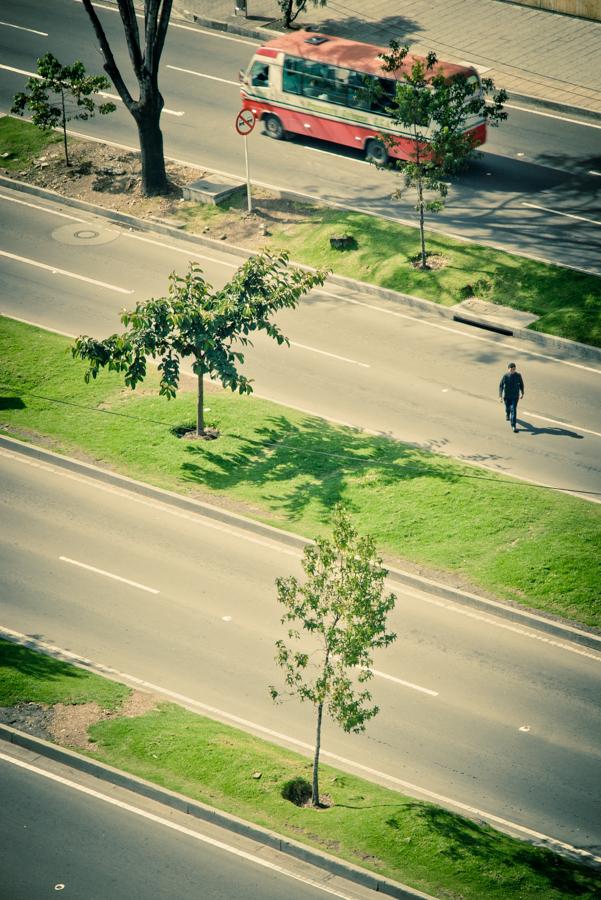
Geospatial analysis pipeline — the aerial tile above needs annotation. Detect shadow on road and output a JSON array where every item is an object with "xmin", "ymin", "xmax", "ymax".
[{"xmin": 516, "ymin": 419, "xmax": 583, "ymax": 439}]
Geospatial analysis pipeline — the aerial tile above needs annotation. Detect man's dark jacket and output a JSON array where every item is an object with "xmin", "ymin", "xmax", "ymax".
[{"xmin": 499, "ymin": 371, "xmax": 524, "ymax": 399}]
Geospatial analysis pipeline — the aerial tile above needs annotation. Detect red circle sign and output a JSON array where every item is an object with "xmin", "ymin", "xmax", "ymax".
[{"xmin": 235, "ymin": 108, "xmax": 256, "ymax": 135}]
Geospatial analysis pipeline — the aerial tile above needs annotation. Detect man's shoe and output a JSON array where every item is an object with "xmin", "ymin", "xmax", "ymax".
[
  {"xmin": 513, "ymin": 427, "xmax": 518, "ymax": 432},
  {"xmin": 506, "ymin": 416, "xmax": 510, "ymax": 421}
]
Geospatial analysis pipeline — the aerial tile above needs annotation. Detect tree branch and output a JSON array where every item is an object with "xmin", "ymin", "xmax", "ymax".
[
  {"xmin": 81, "ymin": 0, "xmax": 135, "ymax": 109},
  {"xmin": 116, "ymin": 0, "xmax": 145, "ymax": 81}
]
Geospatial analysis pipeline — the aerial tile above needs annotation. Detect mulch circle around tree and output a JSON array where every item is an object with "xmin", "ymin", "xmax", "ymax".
[
  {"xmin": 410, "ymin": 253, "xmax": 448, "ymax": 270},
  {"xmin": 179, "ymin": 428, "xmax": 220, "ymax": 441}
]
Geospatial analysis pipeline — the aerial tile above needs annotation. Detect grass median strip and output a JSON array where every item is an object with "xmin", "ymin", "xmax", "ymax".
[
  {"xmin": 1, "ymin": 316, "xmax": 600, "ymax": 627},
  {"xmin": 2, "ymin": 116, "xmax": 600, "ymax": 348},
  {"xmin": 177, "ymin": 192, "xmax": 601, "ymax": 350},
  {"xmin": 1, "ymin": 638, "xmax": 599, "ymax": 899}
]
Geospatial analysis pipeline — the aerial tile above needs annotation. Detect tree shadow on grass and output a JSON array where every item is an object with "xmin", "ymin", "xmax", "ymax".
[
  {"xmin": 0, "ymin": 397, "xmax": 26, "ymax": 410},
  {"xmin": 0, "ymin": 638, "xmax": 85, "ymax": 686},
  {"xmin": 390, "ymin": 803, "xmax": 598, "ymax": 895},
  {"xmin": 180, "ymin": 414, "xmax": 459, "ymax": 522}
]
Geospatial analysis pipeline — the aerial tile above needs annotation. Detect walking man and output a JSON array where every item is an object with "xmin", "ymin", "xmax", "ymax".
[{"xmin": 499, "ymin": 362, "xmax": 524, "ymax": 432}]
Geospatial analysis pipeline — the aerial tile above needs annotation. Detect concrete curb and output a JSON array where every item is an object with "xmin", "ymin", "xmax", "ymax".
[
  {"xmin": 2, "ymin": 173, "xmax": 600, "ymax": 365},
  {"xmin": 2, "ymin": 433, "xmax": 599, "ymax": 651},
  {"xmin": 0, "ymin": 725, "xmax": 434, "ymax": 900}
]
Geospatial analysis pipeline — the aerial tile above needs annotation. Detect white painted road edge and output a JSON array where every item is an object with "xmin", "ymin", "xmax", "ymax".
[
  {"xmin": 1, "ymin": 626, "xmax": 599, "ymax": 866},
  {"xmin": 59, "ymin": 556, "xmax": 160, "ymax": 594},
  {"xmin": 0, "ymin": 751, "xmax": 369, "ymax": 900}
]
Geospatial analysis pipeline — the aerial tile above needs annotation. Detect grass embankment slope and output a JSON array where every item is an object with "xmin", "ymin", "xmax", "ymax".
[
  {"xmin": 2, "ymin": 116, "xmax": 600, "ymax": 348},
  {"xmin": 1, "ymin": 317, "xmax": 599, "ymax": 627},
  {"xmin": 1, "ymin": 639, "xmax": 599, "ymax": 899}
]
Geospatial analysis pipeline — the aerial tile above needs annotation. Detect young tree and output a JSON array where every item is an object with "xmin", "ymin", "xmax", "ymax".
[
  {"xmin": 11, "ymin": 53, "xmax": 115, "ymax": 166},
  {"xmin": 374, "ymin": 43, "xmax": 507, "ymax": 269},
  {"xmin": 81, "ymin": 0, "xmax": 173, "ymax": 196},
  {"xmin": 270, "ymin": 506, "xmax": 397, "ymax": 807},
  {"xmin": 278, "ymin": 0, "xmax": 328, "ymax": 29},
  {"xmin": 72, "ymin": 251, "xmax": 326, "ymax": 438}
]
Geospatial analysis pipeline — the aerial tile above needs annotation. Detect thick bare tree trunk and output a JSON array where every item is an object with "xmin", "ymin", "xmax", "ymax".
[{"xmin": 134, "ymin": 92, "xmax": 168, "ymax": 196}]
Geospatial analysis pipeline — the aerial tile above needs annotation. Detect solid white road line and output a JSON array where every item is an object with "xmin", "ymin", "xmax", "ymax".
[
  {"xmin": 0, "ymin": 20, "xmax": 47, "ymax": 36},
  {"xmin": 289, "ymin": 340, "xmax": 370, "ymax": 368},
  {"xmin": 0, "ymin": 192, "xmax": 86, "ymax": 222},
  {"xmin": 522, "ymin": 202, "xmax": 601, "ymax": 227},
  {"xmin": 505, "ymin": 103, "xmax": 601, "ymax": 130},
  {"xmin": 0, "ymin": 753, "xmax": 361, "ymax": 900},
  {"xmin": 0, "ymin": 249, "xmax": 133, "ymax": 294},
  {"xmin": 98, "ymin": 90, "xmax": 184, "ymax": 116},
  {"xmin": 521, "ymin": 409, "xmax": 601, "ymax": 439},
  {"xmin": 0, "ymin": 65, "xmax": 183, "ymax": 116},
  {"xmin": 372, "ymin": 669, "xmax": 438, "ymax": 696},
  {"xmin": 1, "ymin": 627, "xmax": 598, "ymax": 865},
  {"xmin": 59, "ymin": 556, "xmax": 159, "ymax": 594},
  {"xmin": 167, "ymin": 64, "xmax": 239, "ymax": 88}
]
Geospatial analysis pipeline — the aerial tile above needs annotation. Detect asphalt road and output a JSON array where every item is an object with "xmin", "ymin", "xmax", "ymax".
[
  {"xmin": 0, "ymin": 750, "xmax": 368, "ymax": 900},
  {"xmin": 0, "ymin": 0, "xmax": 600, "ymax": 271},
  {"xmin": 1, "ymin": 185, "xmax": 600, "ymax": 499},
  {"xmin": 1, "ymin": 447, "xmax": 600, "ymax": 857}
]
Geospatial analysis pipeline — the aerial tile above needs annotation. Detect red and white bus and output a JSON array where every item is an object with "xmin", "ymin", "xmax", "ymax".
[{"xmin": 239, "ymin": 31, "xmax": 486, "ymax": 164}]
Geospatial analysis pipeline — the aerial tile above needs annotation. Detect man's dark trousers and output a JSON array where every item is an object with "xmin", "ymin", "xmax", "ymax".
[{"xmin": 504, "ymin": 396, "xmax": 518, "ymax": 429}]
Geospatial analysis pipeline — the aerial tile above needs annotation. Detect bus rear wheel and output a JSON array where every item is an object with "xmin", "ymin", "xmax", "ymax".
[
  {"xmin": 365, "ymin": 139, "xmax": 388, "ymax": 165},
  {"xmin": 264, "ymin": 114, "xmax": 285, "ymax": 140}
]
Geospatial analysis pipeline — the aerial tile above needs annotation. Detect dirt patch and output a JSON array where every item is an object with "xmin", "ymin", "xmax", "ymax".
[
  {"xmin": 0, "ymin": 134, "xmax": 315, "ymax": 250},
  {"xmin": 50, "ymin": 701, "xmax": 110, "ymax": 750},
  {"xmin": 0, "ymin": 690, "xmax": 161, "ymax": 751}
]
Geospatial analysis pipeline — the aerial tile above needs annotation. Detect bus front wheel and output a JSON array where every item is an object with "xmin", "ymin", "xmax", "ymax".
[
  {"xmin": 365, "ymin": 139, "xmax": 388, "ymax": 165},
  {"xmin": 264, "ymin": 114, "xmax": 285, "ymax": 140}
]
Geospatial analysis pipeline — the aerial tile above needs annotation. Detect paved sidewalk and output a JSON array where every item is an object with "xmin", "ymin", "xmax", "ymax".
[{"xmin": 181, "ymin": 0, "xmax": 601, "ymax": 117}]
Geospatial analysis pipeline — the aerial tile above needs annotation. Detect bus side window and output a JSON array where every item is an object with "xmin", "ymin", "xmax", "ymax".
[
  {"xmin": 283, "ymin": 58, "xmax": 302, "ymax": 94},
  {"xmin": 251, "ymin": 62, "xmax": 269, "ymax": 87},
  {"xmin": 348, "ymin": 73, "xmax": 373, "ymax": 111}
]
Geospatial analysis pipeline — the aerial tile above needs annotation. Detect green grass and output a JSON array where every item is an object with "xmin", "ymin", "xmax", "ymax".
[
  {"xmin": 0, "ymin": 639, "xmax": 129, "ymax": 709},
  {"xmin": 179, "ymin": 195, "xmax": 601, "ymax": 349},
  {"xmin": 1, "ymin": 639, "xmax": 599, "ymax": 899},
  {"xmin": 2, "ymin": 316, "xmax": 600, "ymax": 627},
  {"xmin": 0, "ymin": 115, "xmax": 62, "ymax": 170}
]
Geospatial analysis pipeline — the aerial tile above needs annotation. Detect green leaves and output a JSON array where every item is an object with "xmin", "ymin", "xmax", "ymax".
[
  {"xmin": 73, "ymin": 251, "xmax": 327, "ymax": 435},
  {"xmin": 11, "ymin": 53, "xmax": 115, "ymax": 165},
  {"xmin": 372, "ymin": 42, "xmax": 506, "ymax": 269},
  {"xmin": 272, "ymin": 505, "xmax": 397, "ymax": 746}
]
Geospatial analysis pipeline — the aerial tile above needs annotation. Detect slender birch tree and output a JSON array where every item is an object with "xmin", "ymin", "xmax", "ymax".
[{"xmin": 271, "ymin": 506, "xmax": 397, "ymax": 807}]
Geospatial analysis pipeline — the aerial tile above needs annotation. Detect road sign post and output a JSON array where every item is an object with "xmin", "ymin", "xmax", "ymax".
[{"xmin": 235, "ymin": 109, "xmax": 256, "ymax": 214}]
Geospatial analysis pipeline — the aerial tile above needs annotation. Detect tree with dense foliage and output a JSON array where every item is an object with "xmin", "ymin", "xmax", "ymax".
[
  {"xmin": 271, "ymin": 506, "xmax": 397, "ymax": 807},
  {"xmin": 375, "ymin": 42, "xmax": 507, "ymax": 269},
  {"xmin": 72, "ymin": 251, "xmax": 326, "ymax": 438},
  {"xmin": 11, "ymin": 53, "xmax": 115, "ymax": 166},
  {"xmin": 81, "ymin": 0, "xmax": 172, "ymax": 195}
]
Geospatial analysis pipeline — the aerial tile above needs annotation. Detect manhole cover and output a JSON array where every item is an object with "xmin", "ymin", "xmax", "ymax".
[{"xmin": 51, "ymin": 223, "xmax": 119, "ymax": 246}]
